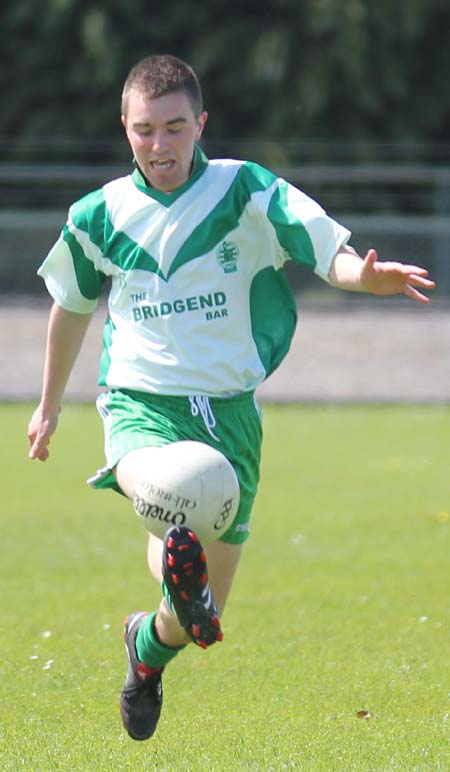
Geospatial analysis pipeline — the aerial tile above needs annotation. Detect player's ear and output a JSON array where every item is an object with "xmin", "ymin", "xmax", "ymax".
[{"xmin": 195, "ymin": 111, "xmax": 208, "ymax": 140}]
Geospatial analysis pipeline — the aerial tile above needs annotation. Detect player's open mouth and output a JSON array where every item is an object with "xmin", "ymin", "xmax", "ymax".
[{"xmin": 150, "ymin": 160, "xmax": 175, "ymax": 170}]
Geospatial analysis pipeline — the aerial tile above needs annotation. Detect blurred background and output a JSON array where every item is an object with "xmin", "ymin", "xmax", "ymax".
[{"xmin": 1, "ymin": 0, "xmax": 449, "ymax": 402}]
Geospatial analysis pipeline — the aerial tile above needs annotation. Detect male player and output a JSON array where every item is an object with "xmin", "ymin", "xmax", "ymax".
[{"xmin": 28, "ymin": 54, "xmax": 435, "ymax": 741}]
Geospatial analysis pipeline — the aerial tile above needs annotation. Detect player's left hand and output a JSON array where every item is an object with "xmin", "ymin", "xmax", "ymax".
[{"xmin": 360, "ymin": 249, "xmax": 435, "ymax": 303}]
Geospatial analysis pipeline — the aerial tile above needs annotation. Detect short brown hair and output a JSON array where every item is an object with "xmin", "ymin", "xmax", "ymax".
[{"xmin": 121, "ymin": 54, "xmax": 203, "ymax": 117}]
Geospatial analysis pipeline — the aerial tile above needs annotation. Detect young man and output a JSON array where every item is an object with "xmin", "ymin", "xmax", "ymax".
[{"xmin": 28, "ymin": 54, "xmax": 435, "ymax": 742}]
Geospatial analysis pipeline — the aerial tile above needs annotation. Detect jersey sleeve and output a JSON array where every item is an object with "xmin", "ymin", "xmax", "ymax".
[
  {"xmin": 267, "ymin": 178, "xmax": 351, "ymax": 281},
  {"xmin": 38, "ymin": 194, "xmax": 107, "ymax": 313}
]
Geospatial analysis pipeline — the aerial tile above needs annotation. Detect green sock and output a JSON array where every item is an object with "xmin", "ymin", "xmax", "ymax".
[{"xmin": 136, "ymin": 611, "xmax": 185, "ymax": 669}]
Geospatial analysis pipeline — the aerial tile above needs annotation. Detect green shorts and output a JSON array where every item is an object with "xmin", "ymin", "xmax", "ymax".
[{"xmin": 88, "ymin": 389, "xmax": 263, "ymax": 544}]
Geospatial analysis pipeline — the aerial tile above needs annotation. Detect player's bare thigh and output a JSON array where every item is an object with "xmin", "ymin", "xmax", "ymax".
[{"xmin": 114, "ymin": 446, "xmax": 163, "ymax": 499}]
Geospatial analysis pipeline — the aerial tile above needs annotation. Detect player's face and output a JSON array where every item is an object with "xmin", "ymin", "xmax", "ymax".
[{"xmin": 122, "ymin": 91, "xmax": 208, "ymax": 192}]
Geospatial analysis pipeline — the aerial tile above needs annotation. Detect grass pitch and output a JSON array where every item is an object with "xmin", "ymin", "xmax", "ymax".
[{"xmin": 1, "ymin": 402, "xmax": 449, "ymax": 772}]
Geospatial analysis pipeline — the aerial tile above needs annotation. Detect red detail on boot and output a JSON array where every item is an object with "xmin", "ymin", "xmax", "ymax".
[
  {"xmin": 167, "ymin": 536, "xmax": 175, "ymax": 548},
  {"xmin": 180, "ymin": 591, "xmax": 189, "ymax": 601},
  {"xmin": 197, "ymin": 639, "xmax": 208, "ymax": 649},
  {"xmin": 188, "ymin": 531, "xmax": 198, "ymax": 542},
  {"xmin": 200, "ymin": 573, "xmax": 208, "ymax": 585},
  {"xmin": 192, "ymin": 624, "xmax": 200, "ymax": 638},
  {"xmin": 216, "ymin": 630, "xmax": 224, "ymax": 642},
  {"xmin": 167, "ymin": 554, "xmax": 175, "ymax": 567},
  {"xmin": 135, "ymin": 662, "xmax": 162, "ymax": 681},
  {"xmin": 200, "ymin": 551, "xmax": 206, "ymax": 563},
  {"xmin": 171, "ymin": 573, "xmax": 180, "ymax": 585}
]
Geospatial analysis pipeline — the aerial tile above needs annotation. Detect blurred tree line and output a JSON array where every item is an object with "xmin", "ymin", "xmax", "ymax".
[{"xmin": 1, "ymin": 0, "xmax": 450, "ymax": 163}]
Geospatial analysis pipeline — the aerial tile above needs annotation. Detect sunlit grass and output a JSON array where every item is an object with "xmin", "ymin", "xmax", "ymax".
[{"xmin": 1, "ymin": 403, "xmax": 449, "ymax": 771}]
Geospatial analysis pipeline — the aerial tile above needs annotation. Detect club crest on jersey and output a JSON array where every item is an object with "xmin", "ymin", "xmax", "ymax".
[{"xmin": 216, "ymin": 241, "xmax": 239, "ymax": 273}]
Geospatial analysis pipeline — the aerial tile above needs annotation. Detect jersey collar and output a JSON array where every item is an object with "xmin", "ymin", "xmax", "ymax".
[{"xmin": 131, "ymin": 144, "xmax": 209, "ymax": 204}]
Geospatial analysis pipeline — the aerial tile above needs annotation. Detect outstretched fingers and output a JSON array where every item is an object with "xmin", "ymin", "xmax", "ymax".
[
  {"xmin": 398, "ymin": 263, "xmax": 430, "ymax": 275},
  {"xmin": 404, "ymin": 273, "xmax": 436, "ymax": 304}
]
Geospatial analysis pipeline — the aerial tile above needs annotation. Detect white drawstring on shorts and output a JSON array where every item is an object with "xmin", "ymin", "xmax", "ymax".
[{"xmin": 189, "ymin": 396, "xmax": 220, "ymax": 442}]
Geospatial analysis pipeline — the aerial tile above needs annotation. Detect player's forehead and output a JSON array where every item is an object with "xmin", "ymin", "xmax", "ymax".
[{"xmin": 125, "ymin": 89, "xmax": 196, "ymax": 126}]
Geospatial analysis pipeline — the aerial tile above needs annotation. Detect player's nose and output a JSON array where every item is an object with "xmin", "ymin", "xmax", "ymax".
[{"xmin": 151, "ymin": 129, "xmax": 168, "ymax": 152}]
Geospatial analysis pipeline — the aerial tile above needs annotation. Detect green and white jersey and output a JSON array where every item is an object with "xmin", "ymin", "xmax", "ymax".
[{"xmin": 38, "ymin": 146, "xmax": 350, "ymax": 396}]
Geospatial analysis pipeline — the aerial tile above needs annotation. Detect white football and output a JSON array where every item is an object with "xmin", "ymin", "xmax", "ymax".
[{"xmin": 133, "ymin": 440, "xmax": 240, "ymax": 544}]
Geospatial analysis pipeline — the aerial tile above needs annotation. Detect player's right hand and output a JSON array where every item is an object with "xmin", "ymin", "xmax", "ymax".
[{"xmin": 28, "ymin": 406, "xmax": 60, "ymax": 461}]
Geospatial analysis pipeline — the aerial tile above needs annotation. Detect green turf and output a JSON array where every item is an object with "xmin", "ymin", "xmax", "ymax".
[{"xmin": 1, "ymin": 403, "xmax": 449, "ymax": 771}]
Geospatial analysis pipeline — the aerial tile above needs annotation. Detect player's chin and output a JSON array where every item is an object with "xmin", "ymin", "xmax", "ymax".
[{"xmin": 146, "ymin": 163, "xmax": 179, "ymax": 191}]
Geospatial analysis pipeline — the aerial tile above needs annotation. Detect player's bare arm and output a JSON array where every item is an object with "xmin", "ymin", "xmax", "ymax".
[
  {"xmin": 329, "ymin": 247, "xmax": 435, "ymax": 303},
  {"xmin": 28, "ymin": 302, "xmax": 93, "ymax": 461}
]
